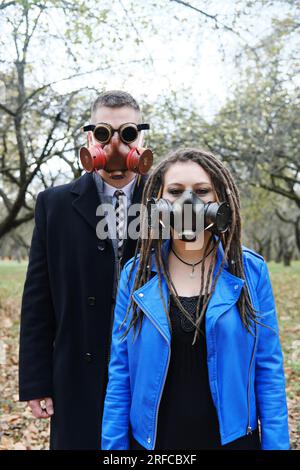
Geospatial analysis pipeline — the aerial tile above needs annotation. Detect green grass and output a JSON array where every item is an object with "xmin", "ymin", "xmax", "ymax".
[
  {"xmin": 268, "ymin": 260, "xmax": 300, "ymax": 275},
  {"xmin": 0, "ymin": 261, "xmax": 28, "ymax": 301},
  {"xmin": 1, "ymin": 258, "xmax": 299, "ymax": 302}
]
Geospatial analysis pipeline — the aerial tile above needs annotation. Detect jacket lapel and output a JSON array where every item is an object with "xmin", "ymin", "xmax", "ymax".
[
  {"xmin": 205, "ymin": 243, "xmax": 245, "ymax": 322},
  {"xmin": 132, "ymin": 240, "xmax": 245, "ymax": 341},
  {"xmin": 133, "ymin": 274, "xmax": 171, "ymax": 343}
]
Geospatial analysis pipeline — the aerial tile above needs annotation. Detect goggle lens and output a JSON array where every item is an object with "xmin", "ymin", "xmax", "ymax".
[
  {"xmin": 120, "ymin": 125, "xmax": 138, "ymax": 143},
  {"xmin": 94, "ymin": 125, "xmax": 111, "ymax": 143}
]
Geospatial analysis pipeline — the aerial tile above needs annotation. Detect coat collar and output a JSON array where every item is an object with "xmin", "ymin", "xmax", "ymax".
[
  {"xmin": 70, "ymin": 172, "xmax": 147, "ymax": 233},
  {"xmin": 70, "ymin": 172, "xmax": 100, "ymax": 232},
  {"xmin": 132, "ymin": 238, "xmax": 245, "ymax": 342}
]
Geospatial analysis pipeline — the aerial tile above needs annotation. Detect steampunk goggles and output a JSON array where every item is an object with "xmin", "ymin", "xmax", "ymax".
[{"xmin": 82, "ymin": 122, "xmax": 150, "ymax": 145}]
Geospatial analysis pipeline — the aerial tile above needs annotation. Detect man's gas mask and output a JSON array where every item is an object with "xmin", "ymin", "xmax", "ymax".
[
  {"xmin": 79, "ymin": 122, "xmax": 153, "ymax": 175},
  {"xmin": 147, "ymin": 190, "xmax": 231, "ymax": 241}
]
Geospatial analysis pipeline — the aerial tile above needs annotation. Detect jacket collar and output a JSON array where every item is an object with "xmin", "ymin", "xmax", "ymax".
[{"xmin": 132, "ymin": 238, "xmax": 245, "ymax": 342}]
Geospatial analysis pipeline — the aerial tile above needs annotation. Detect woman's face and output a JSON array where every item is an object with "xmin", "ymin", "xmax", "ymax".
[{"xmin": 162, "ymin": 160, "xmax": 217, "ymax": 203}]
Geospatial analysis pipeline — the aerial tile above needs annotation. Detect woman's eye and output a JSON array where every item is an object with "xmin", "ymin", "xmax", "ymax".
[
  {"xmin": 168, "ymin": 189, "xmax": 183, "ymax": 195},
  {"xmin": 195, "ymin": 189, "xmax": 210, "ymax": 195},
  {"xmin": 167, "ymin": 188, "xmax": 211, "ymax": 196}
]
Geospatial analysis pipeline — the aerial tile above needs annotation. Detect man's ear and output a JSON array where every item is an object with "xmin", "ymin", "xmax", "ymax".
[
  {"xmin": 137, "ymin": 130, "xmax": 145, "ymax": 148},
  {"xmin": 87, "ymin": 131, "xmax": 94, "ymax": 147}
]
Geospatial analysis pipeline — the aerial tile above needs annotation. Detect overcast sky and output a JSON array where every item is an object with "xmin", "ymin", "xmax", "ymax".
[{"xmin": 0, "ymin": 0, "xmax": 295, "ymax": 120}]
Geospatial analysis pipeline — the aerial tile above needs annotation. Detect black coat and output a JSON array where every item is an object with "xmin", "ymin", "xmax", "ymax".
[{"xmin": 19, "ymin": 172, "xmax": 146, "ymax": 449}]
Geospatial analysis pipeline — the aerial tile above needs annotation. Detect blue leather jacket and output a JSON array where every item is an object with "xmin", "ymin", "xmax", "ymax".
[{"xmin": 101, "ymin": 241, "xmax": 290, "ymax": 450}]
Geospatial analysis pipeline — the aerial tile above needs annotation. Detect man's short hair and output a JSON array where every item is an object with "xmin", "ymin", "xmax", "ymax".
[{"xmin": 91, "ymin": 90, "xmax": 140, "ymax": 116}]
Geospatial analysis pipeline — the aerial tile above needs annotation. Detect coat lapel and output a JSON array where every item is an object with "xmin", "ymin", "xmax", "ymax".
[
  {"xmin": 70, "ymin": 172, "xmax": 106, "ymax": 234},
  {"xmin": 71, "ymin": 173, "xmax": 147, "ymax": 252},
  {"xmin": 122, "ymin": 175, "xmax": 147, "ymax": 263}
]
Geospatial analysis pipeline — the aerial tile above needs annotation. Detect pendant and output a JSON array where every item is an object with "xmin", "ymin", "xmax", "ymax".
[{"xmin": 190, "ymin": 264, "xmax": 195, "ymax": 278}]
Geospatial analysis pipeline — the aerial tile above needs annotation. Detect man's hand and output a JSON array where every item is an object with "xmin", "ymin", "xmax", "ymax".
[{"xmin": 28, "ymin": 397, "xmax": 54, "ymax": 419}]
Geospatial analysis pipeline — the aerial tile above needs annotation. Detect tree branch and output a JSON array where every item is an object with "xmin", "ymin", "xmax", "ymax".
[
  {"xmin": 9, "ymin": 211, "xmax": 34, "ymax": 230},
  {"xmin": 0, "ymin": 187, "xmax": 12, "ymax": 211},
  {"xmin": 18, "ymin": 59, "xmax": 150, "ymax": 111},
  {"xmin": 275, "ymin": 209, "xmax": 295, "ymax": 225},
  {"xmin": 0, "ymin": 1, "xmax": 14, "ymax": 10},
  {"xmin": 0, "ymin": 102, "xmax": 16, "ymax": 117},
  {"xmin": 170, "ymin": 0, "xmax": 239, "ymax": 35}
]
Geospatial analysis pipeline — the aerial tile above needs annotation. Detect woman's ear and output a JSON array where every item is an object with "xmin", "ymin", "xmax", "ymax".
[
  {"xmin": 214, "ymin": 189, "xmax": 220, "ymax": 203},
  {"xmin": 157, "ymin": 185, "xmax": 163, "ymax": 199}
]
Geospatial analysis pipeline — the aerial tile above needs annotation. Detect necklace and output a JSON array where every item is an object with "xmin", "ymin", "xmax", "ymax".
[{"xmin": 171, "ymin": 242, "xmax": 216, "ymax": 278}]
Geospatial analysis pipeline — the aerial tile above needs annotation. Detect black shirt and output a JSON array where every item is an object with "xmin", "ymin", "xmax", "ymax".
[{"xmin": 130, "ymin": 294, "xmax": 260, "ymax": 450}]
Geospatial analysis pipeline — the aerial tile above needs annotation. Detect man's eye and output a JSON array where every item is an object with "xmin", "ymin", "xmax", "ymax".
[{"xmin": 168, "ymin": 189, "xmax": 183, "ymax": 195}]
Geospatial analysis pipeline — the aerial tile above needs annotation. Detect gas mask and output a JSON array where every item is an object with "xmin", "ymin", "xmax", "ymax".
[
  {"xmin": 79, "ymin": 122, "xmax": 153, "ymax": 175},
  {"xmin": 147, "ymin": 190, "xmax": 231, "ymax": 241}
]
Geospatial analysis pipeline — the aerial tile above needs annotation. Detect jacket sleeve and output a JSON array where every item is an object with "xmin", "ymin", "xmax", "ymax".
[
  {"xmin": 255, "ymin": 260, "xmax": 290, "ymax": 450},
  {"xmin": 19, "ymin": 191, "xmax": 55, "ymax": 401},
  {"xmin": 101, "ymin": 265, "xmax": 131, "ymax": 450}
]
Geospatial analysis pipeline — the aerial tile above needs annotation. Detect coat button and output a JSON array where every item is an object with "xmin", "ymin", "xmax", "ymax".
[
  {"xmin": 85, "ymin": 353, "xmax": 93, "ymax": 363},
  {"xmin": 234, "ymin": 284, "xmax": 239, "ymax": 290},
  {"xmin": 97, "ymin": 243, "xmax": 105, "ymax": 251},
  {"xmin": 147, "ymin": 437, "xmax": 151, "ymax": 444},
  {"xmin": 88, "ymin": 296, "xmax": 96, "ymax": 306},
  {"xmin": 138, "ymin": 293, "xmax": 144, "ymax": 298}
]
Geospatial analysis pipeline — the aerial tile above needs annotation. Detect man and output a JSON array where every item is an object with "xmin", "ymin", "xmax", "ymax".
[{"xmin": 19, "ymin": 90, "xmax": 150, "ymax": 449}]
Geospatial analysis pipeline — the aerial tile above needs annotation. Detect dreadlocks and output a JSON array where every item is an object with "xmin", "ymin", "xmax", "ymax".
[{"xmin": 120, "ymin": 147, "xmax": 270, "ymax": 345}]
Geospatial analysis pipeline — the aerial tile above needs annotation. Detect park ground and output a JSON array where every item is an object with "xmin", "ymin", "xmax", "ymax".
[{"xmin": 0, "ymin": 260, "xmax": 299, "ymax": 450}]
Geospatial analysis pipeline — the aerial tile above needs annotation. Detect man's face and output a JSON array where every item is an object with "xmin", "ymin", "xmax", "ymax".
[{"xmin": 91, "ymin": 106, "xmax": 143, "ymax": 188}]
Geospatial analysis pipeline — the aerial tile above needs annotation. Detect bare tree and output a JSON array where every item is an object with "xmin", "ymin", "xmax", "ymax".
[{"xmin": 0, "ymin": 1, "xmax": 152, "ymax": 239}]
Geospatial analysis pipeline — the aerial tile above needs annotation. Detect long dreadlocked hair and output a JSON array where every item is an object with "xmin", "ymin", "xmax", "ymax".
[{"xmin": 120, "ymin": 148, "xmax": 272, "ymax": 345}]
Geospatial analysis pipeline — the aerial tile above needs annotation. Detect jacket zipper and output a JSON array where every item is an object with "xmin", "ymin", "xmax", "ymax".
[
  {"xmin": 135, "ymin": 282, "xmax": 257, "ymax": 444},
  {"xmin": 246, "ymin": 323, "xmax": 257, "ymax": 435},
  {"xmin": 153, "ymin": 335, "xmax": 170, "ymax": 449},
  {"xmin": 133, "ymin": 297, "xmax": 171, "ymax": 450},
  {"xmin": 245, "ymin": 281, "xmax": 258, "ymax": 435},
  {"xmin": 209, "ymin": 290, "xmax": 257, "ymax": 438}
]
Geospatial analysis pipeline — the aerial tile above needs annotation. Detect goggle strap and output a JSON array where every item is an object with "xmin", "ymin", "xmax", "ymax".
[
  {"xmin": 82, "ymin": 125, "xmax": 95, "ymax": 132},
  {"xmin": 137, "ymin": 124, "xmax": 150, "ymax": 131},
  {"xmin": 82, "ymin": 123, "xmax": 150, "ymax": 133}
]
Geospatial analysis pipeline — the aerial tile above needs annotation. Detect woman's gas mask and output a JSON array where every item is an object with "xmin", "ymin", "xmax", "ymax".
[
  {"xmin": 147, "ymin": 190, "xmax": 231, "ymax": 241},
  {"xmin": 79, "ymin": 122, "xmax": 153, "ymax": 175}
]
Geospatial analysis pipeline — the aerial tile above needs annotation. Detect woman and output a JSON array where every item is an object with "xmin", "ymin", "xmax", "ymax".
[{"xmin": 101, "ymin": 148, "xmax": 290, "ymax": 450}]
